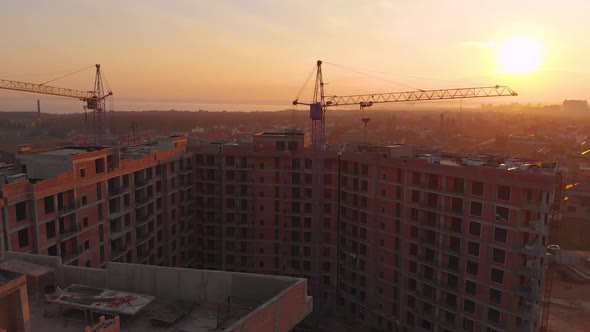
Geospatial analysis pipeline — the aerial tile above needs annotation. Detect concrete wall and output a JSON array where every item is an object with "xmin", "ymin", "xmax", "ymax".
[
  {"xmin": 3, "ymin": 252, "xmax": 311, "ymax": 332},
  {"xmin": 17, "ymin": 154, "xmax": 72, "ymax": 180},
  {"xmin": 229, "ymin": 273, "xmax": 294, "ymax": 302},
  {"xmin": 226, "ymin": 279, "xmax": 313, "ymax": 332},
  {"xmin": 4, "ymin": 252, "xmax": 61, "ymax": 269},
  {"xmin": 2, "ymin": 253, "xmax": 297, "ymax": 305},
  {"xmin": 105, "ymin": 264, "xmax": 233, "ymax": 303},
  {"xmin": 0, "ymin": 273, "xmax": 31, "ymax": 332},
  {"xmin": 58, "ymin": 265, "xmax": 109, "ymax": 290},
  {"xmin": 103, "ymin": 264, "xmax": 294, "ymax": 304}
]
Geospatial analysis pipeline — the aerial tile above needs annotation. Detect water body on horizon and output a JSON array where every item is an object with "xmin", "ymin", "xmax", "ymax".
[
  {"xmin": 0, "ymin": 97, "xmax": 293, "ymax": 114},
  {"xmin": 0, "ymin": 93, "xmax": 522, "ymax": 114}
]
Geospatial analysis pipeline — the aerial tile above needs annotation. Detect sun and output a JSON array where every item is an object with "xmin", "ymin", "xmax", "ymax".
[{"xmin": 497, "ymin": 37, "xmax": 543, "ymax": 74}]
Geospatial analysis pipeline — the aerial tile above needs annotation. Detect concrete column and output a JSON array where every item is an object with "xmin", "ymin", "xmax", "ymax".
[
  {"xmin": 31, "ymin": 198, "xmax": 40, "ymax": 254},
  {"xmin": 15, "ymin": 285, "xmax": 31, "ymax": 332}
]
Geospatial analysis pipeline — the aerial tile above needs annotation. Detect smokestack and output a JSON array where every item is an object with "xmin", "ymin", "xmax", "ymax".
[{"xmin": 36, "ymin": 99, "xmax": 41, "ymax": 127}]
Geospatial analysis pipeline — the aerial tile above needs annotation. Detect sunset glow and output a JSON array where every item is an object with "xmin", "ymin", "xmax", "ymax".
[
  {"xmin": 0, "ymin": 1, "xmax": 588, "ymax": 112},
  {"xmin": 497, "ymin": 37, "xmax": 544, "ymax": 74}
]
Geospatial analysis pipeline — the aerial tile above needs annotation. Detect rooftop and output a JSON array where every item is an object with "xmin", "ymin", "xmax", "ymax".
[
  {"xmin": 0, "ymin": 268, "xmax": 23, "ymax": 286},
  {"xmin": 0, "ymin": 136, "xmax": 190, "ymax": 186},
  {"xmin": 31, "ymin": 297, "xmax": 221, "ymax": 332},
  {"xmin": 4, "ymin": 252, "xmax": 312, "ymax": 332},
  {"xmin": 567, "ymin": 183, "xmax": 590, "ymax": 195},
  {"xmin": 46, "ymin": 284, "xmax": 154, "ymax": 316},
  {"xmin": 339, "ymin": 142, "xmax": 559, "ymax": 175},
  {"xmin": 120, "ymin": 144, "xmax": 157, "ymax": 157},
  {"xmin": 0, "ymin": 259, "xmax": 54, "ymax": 277},
  {"xmin": 256, "ymin": 130, "xmax": 305, "ymax": 137},
  {"xmin": 34, "ymin": 147, "xmax": 107, "ymax": 157}
]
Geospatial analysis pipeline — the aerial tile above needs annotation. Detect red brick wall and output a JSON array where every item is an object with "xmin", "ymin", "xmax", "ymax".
[
  {"xmin": 227, "ymin": 280, "xmax": 311, "ymax": 332},
  {"xmin": 277, "ymin": 281, "xmax": 309, "ymax": 332},
  {"xmin": 0, "ymin": 291, "xmax": 19, "ymax": 332}
]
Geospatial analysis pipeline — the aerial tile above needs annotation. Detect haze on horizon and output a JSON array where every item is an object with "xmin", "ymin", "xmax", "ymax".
[{"xmin": 1, "ymin": 0, "xmax": 589, "ymax": 113}]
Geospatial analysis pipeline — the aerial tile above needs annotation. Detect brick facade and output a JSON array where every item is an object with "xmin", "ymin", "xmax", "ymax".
[
  {"xmin": 0, "ymin": 137, "xmax": 195, "ymax": 269},
  {"xmin": 0, "ymin": 132, "xmax": 556, "ymax": 332},
  {"xmin": 190, "ymin": 134, "xmax": 556, "ymax": 332}
]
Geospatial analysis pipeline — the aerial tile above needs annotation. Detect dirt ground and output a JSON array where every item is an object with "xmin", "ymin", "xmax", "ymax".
[{"xmin": 547, "ymin": 265, "xmax": 590, "ymax": 332}]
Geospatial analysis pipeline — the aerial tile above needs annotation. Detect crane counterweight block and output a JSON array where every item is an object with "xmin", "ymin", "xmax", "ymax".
[
  {"xmin": 310, "ymin": 103, "xmax": 322, "ymax": 120},
  {"xmin": 86, "ymin": 99, "xmax": 98, "ymax": 109}
]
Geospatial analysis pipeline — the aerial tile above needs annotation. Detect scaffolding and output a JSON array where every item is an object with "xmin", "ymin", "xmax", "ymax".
[{"xmin": 539, "ymin": 171, "xmax": 562, "ymax": 332}]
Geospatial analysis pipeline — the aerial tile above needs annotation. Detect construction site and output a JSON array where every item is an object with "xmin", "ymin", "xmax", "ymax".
[
  {"xmin": 0, "ymin": 58, "xmax": 587, "ymax": 332},
  {"xmin": 0, "ymin": 252, "xmax": 311, "ymax": 332}
]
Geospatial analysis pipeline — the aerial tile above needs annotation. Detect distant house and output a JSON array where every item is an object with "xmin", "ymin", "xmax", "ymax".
[
  {"xmin": 563, "ymin": 183, "xmax": 590, "ymax": 218},
  {"xmin": 563, "ymin": 100, "xmax": 588, "ymax": 112},
  {"xmin": 232, "ymin": 126, "xmax": 252, "ymax": 136},
  {"xmin": 203, "ymin": 129, "xmax": 228, "ymax": 140},
  {"xmin": 191, "ymin": 127, "xmax": 205, "ymax": 134},
  {"xmin": 0, "ymin": 150, "xmax": 15, "ymax": 164},
  {"xmin": 71, "ymin": 135, "xmax": 91, "ymax": 145},
  {"xmin": 7, "ymin": 118, "xmax": 35, "ymax": 128}
]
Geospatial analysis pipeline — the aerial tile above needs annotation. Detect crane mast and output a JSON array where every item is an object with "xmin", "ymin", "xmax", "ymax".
[
  {"xmin": 92, "ymin": 64, "xmax": 108, "ymax": 146},
  {"xmin": 310, "ymin": 60, "xmax": 326, "ymax": 153},
  {"xmin": 0, "ymin": 64, "xmax": 112, "ymax": 145},
  {"xmin": 293, "ymin": 60, "xmax": 518, "ymax": 150}
]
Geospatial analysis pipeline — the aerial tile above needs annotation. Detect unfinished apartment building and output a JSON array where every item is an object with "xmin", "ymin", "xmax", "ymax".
[
  {"xmin": 337, "ymin": 146, "xmax": 557, "ymax": 332},
  {"xmin": 0, "ymin": 129, "xmax": 557, "ymax": 332},
  {"xmin": 189, "ymin": 131, "xmax": 339, "ymax": 314},
  {"xmin": 190, "ymin": 132, "xmax": 558, "ymax": 332},
  {"xmin": 0, "ymin": 136, "xmax": 195, "ymax": 269}
]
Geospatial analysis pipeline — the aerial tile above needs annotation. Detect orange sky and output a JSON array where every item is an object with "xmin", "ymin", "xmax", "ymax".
[{"xmin": 1, "ymin": 0, "xmax": 589, "ymax": 112}]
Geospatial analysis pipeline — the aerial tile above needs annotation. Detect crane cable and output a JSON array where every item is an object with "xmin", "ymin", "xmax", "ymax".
[
  {"xmin": 102, "ymin": 70, "xmax": 113, "ymax": 95},
  {"xmin": 0, "ymin": 65, "xmax": 91, "ymax": 79},
  {"xmin": 293, "ymin": 64, "xmax": 317, "ymax": 102},
  {"xmin": 323, "ymin": 61, "xmax": 420, "ymax": 90},
  {"xmin": 323, "ymin": 61, "xmax": 492, "ymax": 87},
  {"xmin": 103, "ymin": 71, "xmax": 116, "ymax": 135},
  {"xmin": 292, "ymin": 64, "xmax": 316, "ymax": 130},
  {"xmin": 40, "ymin": 65, "xmax": 95, "ymax": 85},
  {"xmin": 97, "ymin": 69, "xmax": 116, "ymax": 138}
]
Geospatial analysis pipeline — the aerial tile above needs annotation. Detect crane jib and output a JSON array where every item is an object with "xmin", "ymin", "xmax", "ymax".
[
  {"xmin": 323, "ymin": 86, "xmax": 517, "ymax": 107},
  {"xmin": 0, "ymin": 79, "xmax": 94, "ymax": 99}
]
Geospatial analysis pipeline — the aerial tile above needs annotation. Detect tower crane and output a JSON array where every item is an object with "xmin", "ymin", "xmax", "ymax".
[
  {"xmin": 293, "ymin": 60, "xmax": 518, "ymax": 152},
  {"xmin": 291, "ymin": 60, "xmax": 518, "ymax": 323},
  {"xmin": 0, "ymin": 64, "xmax": 113, "ymax": 145}
]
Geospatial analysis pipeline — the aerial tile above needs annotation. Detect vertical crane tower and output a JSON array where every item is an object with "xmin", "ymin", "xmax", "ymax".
[
  {"xmin": 92, "ymin": 64, "xmax": 109, "ymax": 145},
  {"xmin": 0, "ymin": 64, "xmax": 113, "ymax": 145}
]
